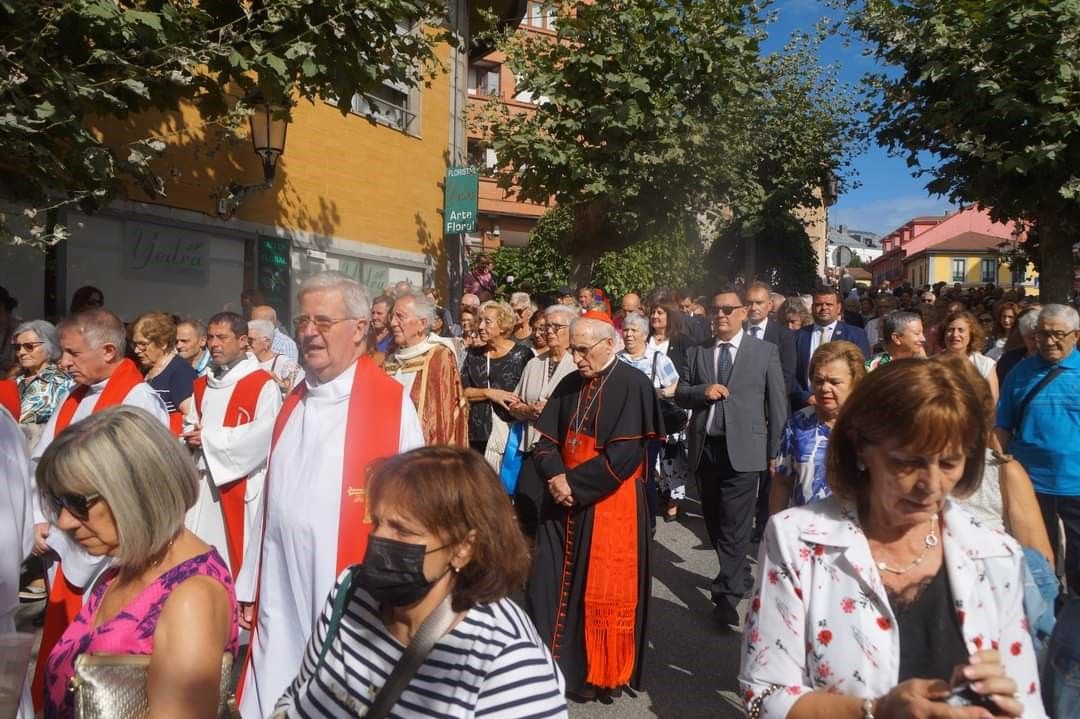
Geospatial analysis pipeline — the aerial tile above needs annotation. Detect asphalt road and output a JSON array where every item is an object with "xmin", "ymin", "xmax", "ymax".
[{"xmin": 567, "ymin": 488, "xmax": 752, "ymax": 719}]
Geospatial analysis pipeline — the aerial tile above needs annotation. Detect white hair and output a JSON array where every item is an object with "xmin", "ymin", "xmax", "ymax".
[
  {"xmin": 510, "ymin": 292, "xmax": 531, "ymax": 307},
  {"xmin": 571, "ymin": 316, "xmax": 617, "ymax": 343},
  {"xmin": 398, "ymin": 293, "xmax": 436, "ymax": 326},
  {"xmin": 14, "ymin": 320, "xmax": 61, "ymax": 362},
  {"xmin": 1039, "ymin": 304, "xmax": 1079, "ymax": 332},
  {"xmin": 544, "ymin": 304, "xmax": 577, "ymax": 325},
  {"xmin": 58, "ymin": 308, "xmax": 126, "ymax": 355},
  {"xmin": 247, "ymin": 319, "xmax": 275, "ymax": 339},
  {"xmin": 297, "ymin": 270, "xmax": 371, "ymax": 319},
  {"xmin": 621, "ymin": 313, "xmax": 650, "ymax": 335},
  {"xmin": 1017, "ymin": 309, "xmax": 1041, "ymax": 337}
]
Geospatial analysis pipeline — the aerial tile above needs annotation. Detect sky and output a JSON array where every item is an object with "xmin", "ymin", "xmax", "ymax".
[{"xmin": 763, "ymin": 0, "xmax": 956, "ymax": 237}]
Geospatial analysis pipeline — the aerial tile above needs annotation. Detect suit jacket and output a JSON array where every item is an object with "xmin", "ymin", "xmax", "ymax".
[
  {"xmin": 746, "ymin": 319, "xmax": 799, "ymax": 411},
  {"xmin": 793, "ymin": 322, "xmax": 871, "ymax": 408},
  {"xmin": 675, "ymin": 334, "xmax": 788, "ymax": 475}
]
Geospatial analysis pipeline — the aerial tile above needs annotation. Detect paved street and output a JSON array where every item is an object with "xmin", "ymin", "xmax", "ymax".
[{"xmin": 568, "ymin": 488, "xmax": 751, "ymax": 719}]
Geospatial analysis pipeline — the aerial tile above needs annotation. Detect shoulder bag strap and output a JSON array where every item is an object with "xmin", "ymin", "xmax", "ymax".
[
  {"xmin": 315, "ymin": 567, "xmax": 357, "ymax": 669},
  {"xmin": 651, "ymin": 351, "xmax": 659, "ymax": 383},
  {"xmin": 1013, "ymin": 366, "xmax": 1066, "ymax": 433},
  {"xmin": 366, "ymin": 595, "xmax": 456, "ymax": 719}
]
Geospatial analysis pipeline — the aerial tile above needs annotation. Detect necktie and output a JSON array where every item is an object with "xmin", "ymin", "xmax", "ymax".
[
  {"xmin": 750, "ymin": 325, "xmax": 761, "ymax": 339},
  {"xmin": 708, "ymin": 343, "xmax": 733, "ymax": 435}
]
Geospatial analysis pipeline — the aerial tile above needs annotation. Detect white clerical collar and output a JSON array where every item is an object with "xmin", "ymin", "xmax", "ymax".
[
  {"xmin": 715, "ymin": 329, "xmax": 744, "ymax": 350},
  {"xmin": 305, "ymin": 359, "xmax": 358, "ymax": 399},
  {"xmin": 391, "ymin": 336, "xmax": 434, "ymax": 363},
  {"xmin": 208, "ymin": 356, "xmax": 259, "ymax": 388}
]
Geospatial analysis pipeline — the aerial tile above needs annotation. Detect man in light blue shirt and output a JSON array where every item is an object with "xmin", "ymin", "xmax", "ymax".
[
  {"xmin": 996, "ymin": 303, "xmax": 1080, "ymax": 596},
  {"xmin": 251, "ymin": 305, "xmax": 298, "ymax": 363}
]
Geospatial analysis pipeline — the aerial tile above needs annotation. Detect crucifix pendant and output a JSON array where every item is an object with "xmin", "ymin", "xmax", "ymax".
[{"xmin": 567, "ymin": 436, "xmax": 580, "ymax": 450}]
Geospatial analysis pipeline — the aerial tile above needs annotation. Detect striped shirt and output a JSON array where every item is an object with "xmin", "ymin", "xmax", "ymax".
[{"xmin": 275, "ymin": 574, "xmax": 567, "ymax": 719}]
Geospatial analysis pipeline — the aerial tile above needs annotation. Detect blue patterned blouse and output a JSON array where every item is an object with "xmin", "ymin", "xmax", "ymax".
[
  {"xmin": 16, "ymin": 364, "xmax": 72, "ymax": 424},
  {"xmin": 775, "ymin": 406, "xmax": 832, "ymax": 508}
]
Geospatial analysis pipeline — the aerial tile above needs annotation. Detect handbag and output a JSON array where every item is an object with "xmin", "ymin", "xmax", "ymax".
[
  {"xmin": 651, "ymin": 353, "xmax": 688, "ymax": 435},
  {"xmin": 307, "ymin": 567, "xmax": 457, "ymax": 719},
  {"xmin": 69, "ymin": 652, "xmax": 238, "ymax": 719},
  {"xmin": 499, "ymin": 421, "xmax": 526, "ymax": 494}
]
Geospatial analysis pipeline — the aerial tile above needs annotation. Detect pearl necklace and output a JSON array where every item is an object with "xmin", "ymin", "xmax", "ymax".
[{"xmin": 875, "ymin": 516, "xmax": 939, "ymax": 575}]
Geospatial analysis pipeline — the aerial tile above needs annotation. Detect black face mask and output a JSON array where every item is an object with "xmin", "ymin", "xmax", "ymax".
[{"xmin": 356, "ymin": 536, "xmax": 450, "ymax": 607}]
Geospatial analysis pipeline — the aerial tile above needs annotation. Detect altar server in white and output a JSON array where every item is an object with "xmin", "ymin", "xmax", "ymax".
[
  {"xmin": 183, "ymin": 311, "xmax": 281, "ymax": 576},
  {"xmin": 236, "ymin": 271, "xmax": 424, "ymax": 718}
]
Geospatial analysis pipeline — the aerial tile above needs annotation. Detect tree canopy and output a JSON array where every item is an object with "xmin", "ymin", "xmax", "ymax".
[
  {"xmin": 477, "ymin": 0, "xmax": 861, "ymax": 284},
  {"xmin": 850, "ymin": 0, "xmax": 1080, "ymax": 301},
  {"xmin": 0, "ymin": 0, "xmax": 448, "ymax": 245}
]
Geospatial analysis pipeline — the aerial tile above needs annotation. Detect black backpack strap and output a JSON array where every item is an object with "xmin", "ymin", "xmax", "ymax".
[{"xmin": 1012, "ymin": 366, "xmax": 1066, "ymax": 433}]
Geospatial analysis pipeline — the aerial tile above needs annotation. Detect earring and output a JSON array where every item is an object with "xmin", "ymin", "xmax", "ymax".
[
  {"xmin": 856, "ymin": 460, "xmax": 867, "ymax": 471},
  {"xmin": 451, "ymin": 565, "xmax": 461, "ymax": 574}
]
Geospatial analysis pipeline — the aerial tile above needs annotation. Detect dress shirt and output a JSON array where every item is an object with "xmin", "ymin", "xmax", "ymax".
[
  {"xmin": 747, "ymin": 319, "xmax": 768, "ymax": 340},
  {"xmin": 706, "ymin": 329, "xmax": 744, "ymax": 436}
]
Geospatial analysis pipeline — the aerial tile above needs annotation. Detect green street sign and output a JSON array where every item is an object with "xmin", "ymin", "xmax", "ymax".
[{"xmin": 444, "ymin": 166, "xmax": 478, "ymax": 235}]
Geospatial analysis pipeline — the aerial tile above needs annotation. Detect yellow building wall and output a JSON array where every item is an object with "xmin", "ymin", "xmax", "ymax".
[{"xmin": 94, "ymin": 41, "xmax": 454, "ymax": 259}]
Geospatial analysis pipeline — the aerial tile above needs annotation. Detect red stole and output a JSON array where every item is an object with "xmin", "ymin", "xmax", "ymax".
[
  {"xmin": 32, "ymin": 358, "xmax": 145, "ymax": 711},
  {"xmin": 237, "ymin": 358, "xmax": 402, "ymax": 700},
  {"xmin": 192, "ymin": 369, "xmax": 273, "ymax": 575},
  {"xmin": 0, "ymin": 379, "xmax": 19, "ymax": 420},
  {"xmin": 560, "ymin": 385, "xmax": 641, "ymax": 689}
]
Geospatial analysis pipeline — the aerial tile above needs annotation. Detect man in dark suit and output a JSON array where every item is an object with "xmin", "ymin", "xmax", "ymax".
[
  {"xmin": 793, "ymin": 287, "xmax": 871, "ymax": 409},
  {"xmin": 676, "ymin": 283, "xmax": 788, "ymax": 627},
  {"xmin": 677, "ymin": 287, "xmax": 712, "ymax": 344},
  {"xmin": 743, "ymin": 281, "xmax": 798, "ymax": 542}
]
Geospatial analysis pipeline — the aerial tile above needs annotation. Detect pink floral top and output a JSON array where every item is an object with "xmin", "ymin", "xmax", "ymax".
[
  {"xmin": 45, "ymin": 550, "xmax": 238, "ymax": 718},
  {"xmin": 739, "ymin": 498, "xmax": 1047, "ymax": 718}
]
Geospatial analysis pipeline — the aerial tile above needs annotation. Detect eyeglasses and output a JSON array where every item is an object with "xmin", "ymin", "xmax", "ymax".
[
  {"xmin": 708, "ymin": 305, "xmax": 744, "ymax": 316},
  {"xmin": 544, "ymin": 323, "xmax": 569, "ymax": 333},
  {"xmin": 1035, "ymin": 329, "xmax": 1076, "ymax": 342},
  {"xmin": 44, "ymin": 489, "xmax": 102, "ymax": 521},
  {"xmin": 293, "ymin": 315, "xmax": 355, "ymax": 333},
  {"xmin": 11, "ymin": 341, "xmax": 43, "ymax": 352},
  {"xmin": 569, "ymin": 339, "xmax": 606, "ymax": 356}
]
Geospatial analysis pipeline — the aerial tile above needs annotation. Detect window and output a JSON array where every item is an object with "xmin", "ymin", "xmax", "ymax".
[
  {"xmin": 981, "ymin": 258, "xmax": 997, "ymax": 284},
  {"xmin": 349, "ymin": 82, "xmax": 416, "ymax": 133},
  {"xmin": 951, "ymin": 258, "xmax": 967, "ymax": 283},
  {"xmin": 467, "ymin": 62, "xmax": 500, "ymax": 97},
  {"xmin": 524, "ymin": 1, "xmax": 556, "ymax": 29},
  {"xmin": 466, "ymin": 138, "xmax": 497, "ymax": 171},
  {"xmin": 1012, "ymin": 263, "xmax": 1025, "ymax": 285}
]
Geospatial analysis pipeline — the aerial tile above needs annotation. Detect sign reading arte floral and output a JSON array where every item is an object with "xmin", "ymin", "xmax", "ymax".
[
  {"xmin": 444, "ymin": 166, "xmax": 478, "ymax": 234},
  {"xmin": 122, "ymin": 221, "xmax": 210, "ymax": 285}
]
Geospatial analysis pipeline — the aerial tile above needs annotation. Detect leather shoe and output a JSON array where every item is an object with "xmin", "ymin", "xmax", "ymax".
[{"xmin": 712, "ymin": 601, "xmax": 741, "ymax": 628}]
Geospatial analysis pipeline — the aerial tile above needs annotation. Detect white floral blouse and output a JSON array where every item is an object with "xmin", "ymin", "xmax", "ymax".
[{"xmin": 739, "ymin": 497, "xmax": 1047, "ymax": 718}]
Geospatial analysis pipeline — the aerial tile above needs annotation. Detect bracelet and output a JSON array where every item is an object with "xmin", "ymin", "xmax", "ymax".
[{"xmin": 861, "ymin": 697, "xmax": 877, "ymax": 719}]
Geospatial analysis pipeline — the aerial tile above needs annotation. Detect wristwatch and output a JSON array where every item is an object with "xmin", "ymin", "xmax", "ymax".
[{"xmin": 861, "ymin": 698, "xmax": 876, "ymax": 719}]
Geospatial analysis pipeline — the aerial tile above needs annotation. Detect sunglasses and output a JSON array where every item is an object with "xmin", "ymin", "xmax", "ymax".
[
  {"xmin": 708, "ymin": 305, "xmax": 744, "ymax": 316},
  {"xmin": 11, "ymin": 341, "xmax": 44, "ymax": 352},
  {"xmin": 44, "ymin": 489, "xmax": 102, "ymax": 521}
]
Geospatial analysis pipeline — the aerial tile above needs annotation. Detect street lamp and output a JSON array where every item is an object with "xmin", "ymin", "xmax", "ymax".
[{"xmin": 248, "ymin": 97, "xmax": 289, "ymax": 182}]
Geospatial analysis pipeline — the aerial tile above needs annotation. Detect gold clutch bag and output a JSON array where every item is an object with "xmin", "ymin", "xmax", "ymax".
[{"xmin": 69, "ymin": 652, "xmax": 239, "ymax": 719}]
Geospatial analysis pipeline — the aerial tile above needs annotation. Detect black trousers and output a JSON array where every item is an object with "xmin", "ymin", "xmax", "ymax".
[
  {"xmin": 697, "ymin": 438, "xmax": 758, "ymax": 611},
  {"xmin": 1036, "ymin": 492, "xmax": 1080, "ymax": 597}
]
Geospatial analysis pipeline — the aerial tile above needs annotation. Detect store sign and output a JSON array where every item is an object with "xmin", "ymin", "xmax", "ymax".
[
  {"xmin": 122, "ymin": 221, "xmax": 210, "ymax": 285},
  {"xmin": 444, "ymin": 166, "xmax": 478, "ymax": 234},
  {"xmin": 338, "ymin": 257, "xmax": 389, "ymax": 295}
]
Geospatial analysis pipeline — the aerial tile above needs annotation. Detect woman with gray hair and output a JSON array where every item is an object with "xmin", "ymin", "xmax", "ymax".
[
  {"xmin": 248, "ymin": 318, "xmax": 304, "ymax": 395},
  {"xmin": 38, "ymin": 406, "xmax": 238, "ymax": 719},
  {"xmin": 619, "ymin": 312, "xmax": 685, "ymax": 523},
  {"xmin": 11, "ymin": 319, "xmax": 71, "ymax": 428}
]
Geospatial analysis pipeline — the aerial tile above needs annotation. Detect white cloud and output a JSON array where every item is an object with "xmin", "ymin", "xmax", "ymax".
[{"xmin": 831, "ymin": 195, "xmax": 957, "ymax": 236}]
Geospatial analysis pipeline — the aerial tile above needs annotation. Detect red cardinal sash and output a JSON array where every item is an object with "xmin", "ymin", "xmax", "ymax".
[
  {"xmin": 192, "ymin": 369, "xmax": 274, "ymax": 575},
  {"xmin": 237, "ymin": 357, "xmax": 401, "ymax": 700},
  {"xmin": 32, "ymin": 358, "xmax": 145, "ymax": 711}
]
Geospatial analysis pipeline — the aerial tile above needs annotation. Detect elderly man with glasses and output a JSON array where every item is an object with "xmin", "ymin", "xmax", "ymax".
[
  {"xmin": 235, "ymin": 271, "xmax": 425, "ymax": 718},
  {"xmin": 995, "ymin": 304, "xmax": 1080, "ymax": 599}
]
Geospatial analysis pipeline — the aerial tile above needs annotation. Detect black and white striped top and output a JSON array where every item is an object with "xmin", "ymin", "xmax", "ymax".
[{"xmin": 275, "ymin": 573, "xmax": 567, "ymax": 718}]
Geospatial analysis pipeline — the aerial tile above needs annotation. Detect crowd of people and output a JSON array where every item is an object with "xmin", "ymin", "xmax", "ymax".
[{"xmin": 1, "ymin": 256, "xmax": 1078, "ymax": 718}]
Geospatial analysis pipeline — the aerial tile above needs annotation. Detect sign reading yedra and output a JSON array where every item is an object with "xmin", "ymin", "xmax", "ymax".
[
  {"xmin": 122, "ymin": 220, "xmax": 210, "ymax": 285},
  {"xmin": 444, "ymin": 166, "xmax": 478, "ymax": 234}
]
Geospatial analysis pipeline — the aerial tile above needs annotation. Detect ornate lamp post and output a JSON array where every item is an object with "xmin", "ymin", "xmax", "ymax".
[{"xmin": 248, "ymin": 97, "xmax": 289, "ymax": 182}]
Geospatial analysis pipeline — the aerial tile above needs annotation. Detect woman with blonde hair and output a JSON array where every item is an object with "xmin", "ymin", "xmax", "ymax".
[
  {"xmin": 461, "ymin": 301, "xmax": 532, "ymax": 464},
  {"xmin": 130, "ymin": 312, "xmax": 196, "ymax": 434},
  {"xmin": 39, "ymin": 406, "xmax": 237, "ymax": 719},
  {"xmin": 770, "ymin": 340, "xmax": 865, "ymax": 513}
]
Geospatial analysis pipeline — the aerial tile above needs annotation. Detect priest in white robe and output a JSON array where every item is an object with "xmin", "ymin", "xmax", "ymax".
[
  {"xmin": 183, "ymin": 312, "xmax": 281, "ymax": 576},
  {"xmin": 237, "ymin": 272, "xmax": 423, "ymax": 718},
  {"xmin": 1, "ymin": 405, "xmax": 33, "ymax": 719}
]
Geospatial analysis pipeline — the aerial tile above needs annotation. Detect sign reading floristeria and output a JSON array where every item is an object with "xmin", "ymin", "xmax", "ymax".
[{"xmin": 444, "ymin": 166, "xmax": 478, "ymax": 234}]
